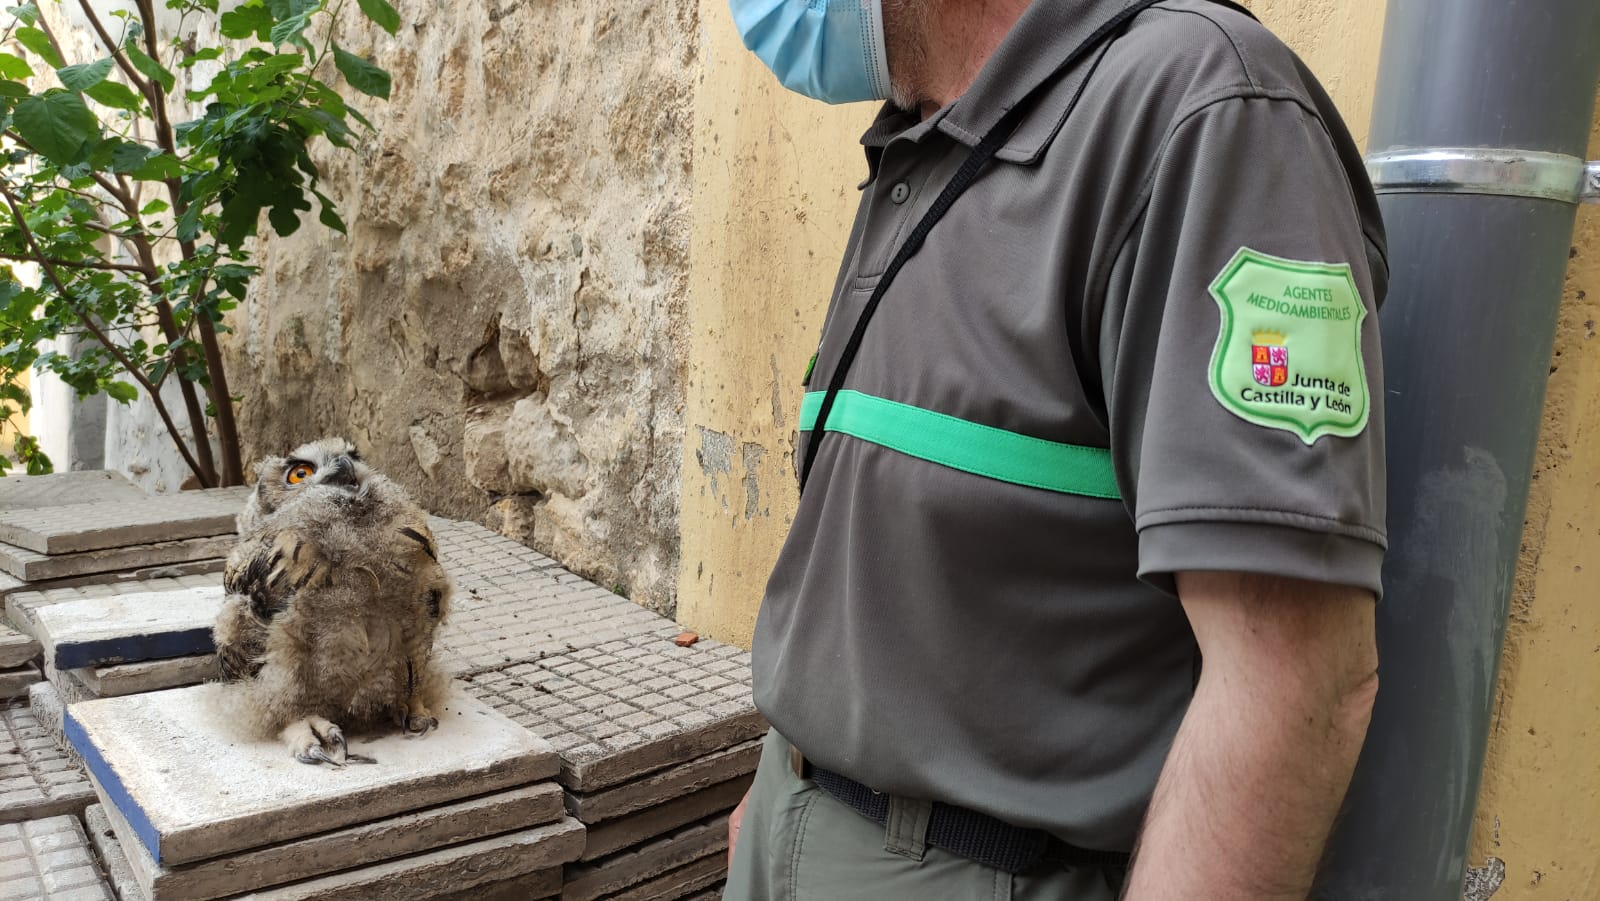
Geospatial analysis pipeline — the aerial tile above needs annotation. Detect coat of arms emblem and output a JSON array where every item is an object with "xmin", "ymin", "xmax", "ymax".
[{"xmin": 1251, "ymin": 330, "xmax": 1288, "ymax": 387}]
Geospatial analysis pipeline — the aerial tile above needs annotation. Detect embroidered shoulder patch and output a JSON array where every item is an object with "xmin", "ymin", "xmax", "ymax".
[{"xmin": 1207, "ymin": 247, "xmax": 1369, "ymax": 445}]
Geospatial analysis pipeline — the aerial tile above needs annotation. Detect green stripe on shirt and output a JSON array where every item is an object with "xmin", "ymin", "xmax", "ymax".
[{"xmin": 799, "ymin": 390, "xmax": 1121, "ymax": 499}]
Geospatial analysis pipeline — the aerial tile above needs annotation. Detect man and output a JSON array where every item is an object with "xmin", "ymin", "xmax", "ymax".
[{"xmin": 724, "ymin": 0, "xmax": 1388, "ymax": 897}]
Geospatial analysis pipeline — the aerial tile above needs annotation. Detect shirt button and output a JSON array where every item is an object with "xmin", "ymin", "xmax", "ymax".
[{"xmin": 890, "ymin": 181, "xmax": 910, "ymax": 204}]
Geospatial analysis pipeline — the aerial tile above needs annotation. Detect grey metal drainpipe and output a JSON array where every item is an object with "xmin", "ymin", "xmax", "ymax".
[{"xmin": 1314, "ymin": 1, "xmax": 1600, "ymax": 898}]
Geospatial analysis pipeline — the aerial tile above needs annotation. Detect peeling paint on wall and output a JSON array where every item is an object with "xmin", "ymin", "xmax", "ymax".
[{"xmin": 1464, "ymin": 856, "xmax": 1506, "ymax": 900}]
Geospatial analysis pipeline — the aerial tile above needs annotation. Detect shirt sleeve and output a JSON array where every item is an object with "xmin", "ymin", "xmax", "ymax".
[{"xmin": 1099, "ymin": 93, "xmax": 1388, "ymax": 598}]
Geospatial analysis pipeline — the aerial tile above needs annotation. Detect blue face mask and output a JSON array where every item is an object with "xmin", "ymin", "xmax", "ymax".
[{"xmin": 730, "ymin": 0, "xmax": 892, "ymax": 105}]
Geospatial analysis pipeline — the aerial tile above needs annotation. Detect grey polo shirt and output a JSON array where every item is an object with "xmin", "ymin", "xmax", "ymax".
[{"xmin": 751, "ymin": 0, "xmax": 1388, "ymax": 853}]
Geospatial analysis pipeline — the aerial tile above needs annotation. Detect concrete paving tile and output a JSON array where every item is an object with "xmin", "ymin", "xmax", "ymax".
[
  {"xmin": 95, "ymin": 779, "xmax": 564, "ymax": 901},
  {"xmin": 561, "ymin": 815, "xmax": 729, "ymax": 901},
  {"xmin": 6, "ymin": 575, "xmax": 224, "ymax": 639},
  {"xmin": 73, "ymin": 656, "xmax": 218, "ymax": 698},
  {"xmin": 0, "ymin": 813, "xmax": 113, "ymax": 901},
  {"xmin": 596, "ymin": 852, "xmax": 725, "ymax": 901},
  {"xmin": 243, "ymin": 818, "xmax": 581, "ymax": 901},
  {"xmin": 0, "ymin": 536, "xmax": 234, "ymax": 583},
  {"xmin": 0, "ymin": 472, "xmax": 145, "ymax": 513},
  {"xmin": 428, "ymin": 520, "xmax": 664, "ymax": 675},
  {"xmin": 567, "ymin": 741, "xmax": 760, "ymax": 825},
  {"xmin": 84, "ymin": 805, "xmax": 140, "ymax": 901},
  {"xmin": 33, "ymin": 587, "xmax": 224, "ymax": 669},
  {"xmin": 27, "ymin": 682, "xmax": 80, "ymax": 767},
  {"xmin": 581, "ymin": 776, "xmax": 751, "ymax": 861},
  {"xmin": 68, "ymin": 683, "xmax": 560, "ymax": 866},
  {"xmin": 0, "ymin": 623, "xmax": 39, "ymax": 668},
  {"xmin": 459, "ymin": 632, "xmax": 765, "ymax": 792},
  {"xmin": 0, "ymin": 704, "xmax": 94, "ymax": 824},
  {"xmin": 681, "ymin": 887, "xmax": 723, "ymax": 901},
  {"xmin": 432, "ymin": 867, "xmax": 565, "ymax": 901},
  {"xmin": 0, "ymin": 663, "xmax": 41, "ymax": 701},
  {"xmin": 0, "ymin": 488, "xmax": 249, "ymax": 555}
]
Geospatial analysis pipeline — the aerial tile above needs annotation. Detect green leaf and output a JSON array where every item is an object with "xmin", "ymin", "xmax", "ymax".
[
  {"xmin": 175, "ymin": 203, "xmax": 201, "ymax": 242},
  {"xmin": 267, "ymin": 202, "xmax": 300, "ymax": 236},
  {"xmin": 219, "ymin": 4, "xmax": 273, "ymax": 40},
  {"xmin": 124, "ymin": 44, "xmax": 175, "ymax": 93},
  {"xmin": 0, "ymin": 79, "xmax": 28, "ymax": 98},
  {"xmin": 317, "ymin": 198, "xmax": 345, "ymax": 233},
  {"xmin": 139, "ymin": 198, "xmax": 169, "ymax": 215},
  {"xmin": 14, "ymin": 27, "xmax": 62, "ymax": 68},
  {"xmin": 12, "ymin": 91, "xmax": 98, "ymax": 164},
  {"xmin": 85, "ymin": 79, "xmax": 143, "ymax": 111},
  {"xmin": 178, "ymin": 47, "xmax": 224, "ymax": 69},
  {"xmin": 56, "ymin": 57, "xmax": 113, "ymax": 91},
  {"xmin": 269, "ymin": 12, "xmax": 311, "ymax": 46},
  {"xmin": 357, "ymin": 0, "xmax": 399, "ymax": 35},
  {"xmin": 108, "ymin": 140, "xmax": 151, "ymax": 171},
  {"xmin": 6, "ymin": 4, "xmax": 38, "ymax": 25},
  {"xmin": 131, "ymin": 152, "xmax": 179, "ymax": 181},
  {"xmin": 103, "ymin": 380, "xmax": 138, "ymax": 404},
  {"xmin": 332, "ymin": 45, "xmax": 389, "ymax": 99},
  {"xmin": 266, "ymin": 0, "xmax": 318, "ymax": 20},
  {"xmin": 0, "ymin": 52, "xmax": 32, "ymax": 79}
]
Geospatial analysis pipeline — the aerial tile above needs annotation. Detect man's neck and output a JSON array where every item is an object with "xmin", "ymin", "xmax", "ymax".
[{"xmin": 908, "ymin": 0, "xmax": 1035, "ymax": 118}]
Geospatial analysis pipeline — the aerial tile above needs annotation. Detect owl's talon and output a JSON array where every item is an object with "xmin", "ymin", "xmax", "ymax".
[
  {"xmin": 403, "ymin": 715, "xmax": 437, "ymax": 737},
  {"xmin": 297, "ymin": 745, "xmax": 343, "ymax": 767},
  {"xmin": 283, "ymin": 716, "xmax": 350, "ymax": 766}
]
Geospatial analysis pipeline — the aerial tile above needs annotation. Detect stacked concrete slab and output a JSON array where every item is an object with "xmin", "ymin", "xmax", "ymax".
[
  {"xmin": 0, "ymin": 487, "xmax": 247, "ymax": 583},
  {"xmin": 70, "ymin": 684, "xmax": 585, "ymax": 899},
  {"xmin": 7, "ymin": 575, "xmax": 225, "ymax": 721},
  {"xmin": 0, "ymin": 476, "xmax": 244, "ymax": 710},
  {"xmin": 433, "ymin": 520, "xmax": 763, "ymax": 901},
  {"xmin": 0, "ymin": 473, "xmax": 144, "ymax": 702}
]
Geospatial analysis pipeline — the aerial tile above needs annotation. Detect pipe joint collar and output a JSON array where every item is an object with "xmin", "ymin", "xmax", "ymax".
[{"xmin": 1365, "ymin": 148, "xmax": 1600, "ymax": 205}]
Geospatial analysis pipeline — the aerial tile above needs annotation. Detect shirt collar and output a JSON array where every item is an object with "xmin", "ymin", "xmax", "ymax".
[{"xmin": 858, "ymin": 0, "xmax": 1144, "ymax": 166}]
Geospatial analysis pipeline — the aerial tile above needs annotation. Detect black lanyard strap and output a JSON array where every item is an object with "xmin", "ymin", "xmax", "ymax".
[{"xmin": 799, "ymin": 0, "xmax": 1167, "ymax": 491}]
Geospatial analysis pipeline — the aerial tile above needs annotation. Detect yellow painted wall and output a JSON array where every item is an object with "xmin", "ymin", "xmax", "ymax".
[
  {"xmin": 675, "ymin": 0, "xmax": 874, "ymax": 644},
  {"xmin": 1467, "ymin": 113, "xmax": 1600, "ymax": 899},
  {"xmin": 678, "ymin": 4, "xmax": 1600, "ymax": 896}
]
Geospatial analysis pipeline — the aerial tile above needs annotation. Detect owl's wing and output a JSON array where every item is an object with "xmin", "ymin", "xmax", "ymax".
[
  {"xmin": 213, "ymin": 594, "xmax": 268, "ymax": 681},
  {"xmin": 223, "ymin": 528, "xmax": 333, "ymax": 623}
]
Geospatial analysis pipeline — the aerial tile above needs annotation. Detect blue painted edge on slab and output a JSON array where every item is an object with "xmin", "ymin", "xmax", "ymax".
[
  {"xmin": 53, "ymin": 627, "xmax": 217, "ymax": 670},
  {"xmin": 65, "ymin": 705, "xmax": 165, "ymax": 866}
]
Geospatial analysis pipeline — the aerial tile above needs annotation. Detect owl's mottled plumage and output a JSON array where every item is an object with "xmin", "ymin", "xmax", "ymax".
[{"xmin": 214, "ymin": 437, "xmax": 452, "ymax": 765}]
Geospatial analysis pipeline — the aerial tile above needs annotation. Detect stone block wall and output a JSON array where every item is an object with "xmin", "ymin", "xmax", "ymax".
[{"xmin": 224, "ymin": 0, "xmax": 698, "ymax": 612}]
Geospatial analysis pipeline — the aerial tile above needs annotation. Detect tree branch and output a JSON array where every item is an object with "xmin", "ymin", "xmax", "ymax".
[
  {"xmin": 0, "ymin": 182, "xmax": 212, "ymax": 486},
  {"xmin": 0, "ymin": 252, "xmax": 154, "ymax": 275},
  {"xmin": 74, "ymin": 0, "xmax": 155, "ymax": 102}
]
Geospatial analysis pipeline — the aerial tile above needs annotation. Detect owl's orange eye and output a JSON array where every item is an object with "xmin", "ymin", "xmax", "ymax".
[{"xmin": 286, "ymin": 464, "xmax": 315, "ymax": 485}]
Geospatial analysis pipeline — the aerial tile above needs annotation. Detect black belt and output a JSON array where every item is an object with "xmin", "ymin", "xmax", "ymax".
[{"xmin": 801, "ymin": 757, "xmax": 1132, "ymax": 876}]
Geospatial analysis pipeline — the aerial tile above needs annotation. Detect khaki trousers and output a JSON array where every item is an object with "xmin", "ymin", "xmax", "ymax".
[{"xmin": 725, "ymin": 730, "xmax": 1125, "ymax": 901}]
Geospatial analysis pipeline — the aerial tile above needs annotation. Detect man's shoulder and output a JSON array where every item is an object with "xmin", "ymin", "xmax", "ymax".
[{"xmin": 1110, "ymin": 1, "xmax": 1320, "ymax": 107}]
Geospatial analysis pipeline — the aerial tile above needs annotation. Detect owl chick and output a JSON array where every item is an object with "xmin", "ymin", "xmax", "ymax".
[{"xmin": 213, "ymin": 438, "xmax": 452, "ymax": 766}]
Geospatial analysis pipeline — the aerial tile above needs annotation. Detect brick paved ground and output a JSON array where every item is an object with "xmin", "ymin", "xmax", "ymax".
[
  {"xmin": 0, "ymin": 815, "xmax": 112, "ymax": 900},
  {"xmin": 0, "ymin": 705, "xmax": 93, "ymax": 824},
  {"xmin": 431, "ymin": 520, "xmax": 666, "ymax": 675},
  {"xmin": 432, "ymin": 520, "xmax": 765, "ymax": 793}
]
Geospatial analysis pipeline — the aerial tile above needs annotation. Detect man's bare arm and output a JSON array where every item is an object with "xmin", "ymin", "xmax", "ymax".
[{"xmin": 1122, "ymin": 571, "xmax": 1379, "ymax": 900}]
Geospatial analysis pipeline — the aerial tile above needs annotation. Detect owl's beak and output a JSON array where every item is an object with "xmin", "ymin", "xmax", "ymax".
[{"xmin": 321, "ymin": 455, "xmax": 359, "ymax": 489}]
